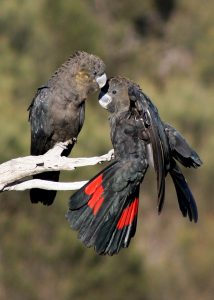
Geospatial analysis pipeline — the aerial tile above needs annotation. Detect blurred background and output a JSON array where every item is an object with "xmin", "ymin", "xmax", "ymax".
[{"xmin": 0, "ymin": 0, "xmax": 213, "ymax": 299}]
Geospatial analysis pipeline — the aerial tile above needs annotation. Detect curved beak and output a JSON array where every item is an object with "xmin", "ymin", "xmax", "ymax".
[
  {"xmin": 96, "ymin": 73, "xmax": 107, "ymax": 88},
  {"xmin": 98, "ymin": 92, "xmax": 112, "ymax": 109}
]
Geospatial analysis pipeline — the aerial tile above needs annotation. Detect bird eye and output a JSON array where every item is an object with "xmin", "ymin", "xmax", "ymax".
[
  {"xmin": 112, "ymin": 90, "xmax": 117, "ymax": 94},
  {"xmin": 94, "ymin": 71, "xmax": 97, "ymax": 76}
]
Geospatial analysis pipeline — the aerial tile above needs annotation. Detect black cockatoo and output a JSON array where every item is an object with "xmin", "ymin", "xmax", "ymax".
[
  {"xmin": 28, "ymin": 51, "xmax": 106, "ymax": 205},
  {"xmin": 66, "ymin": 77, "xmax": 202, "ymax": 255}
]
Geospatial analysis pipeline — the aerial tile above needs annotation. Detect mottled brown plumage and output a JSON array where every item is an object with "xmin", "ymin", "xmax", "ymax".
[{"xmin": 28, "ymin": 51, "xmax": 106, "ymax": 205}]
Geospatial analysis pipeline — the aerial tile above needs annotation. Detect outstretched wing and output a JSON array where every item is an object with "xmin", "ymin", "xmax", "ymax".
[
  {"xmin": 128, "ymin": 85, "xmax": 200, "ymax": 221},
  {"xmin": 164, "ymin": 123, "xmax": 202, "ymax": 168}
]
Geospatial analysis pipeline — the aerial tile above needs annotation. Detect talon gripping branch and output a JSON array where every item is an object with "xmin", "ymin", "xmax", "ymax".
[{"xmin": 66, "ymin": 77, "xmax": 202, "ymax": 256}]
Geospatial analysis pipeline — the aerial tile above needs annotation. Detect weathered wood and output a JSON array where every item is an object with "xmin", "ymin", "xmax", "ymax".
[{"xmin": 0, "ymin": 141, "xmax": 114, "ymax": 192}]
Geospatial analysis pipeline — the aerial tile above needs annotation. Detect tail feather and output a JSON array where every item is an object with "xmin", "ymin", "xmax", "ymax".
[
  {"xmin": 69, "ymin": 162, "xmax": 117, "ymax": 210},
  {"xmin": 66, "ymin": 162, "xmax": 140, "ymax": 255},
  {"xmin": 169, "ymin": 159, "xmax": 198, "ymax": 222},
  {"xmin": 30, "ymin": 171, "xmax": 60, "ymax": 205},
  {"xmin": 108, "ymin": 194, "xmax": 139, "ymax": 255},
  {"xmin": 93, "ymin": 193, "xmax": 139, "ymax": 255}
]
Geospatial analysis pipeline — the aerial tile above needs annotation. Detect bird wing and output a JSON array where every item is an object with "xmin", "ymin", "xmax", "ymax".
[
  {"xmin": 128, "ymin": 85, "xmax": 168, "ymax": 213},
  {"xmin": 28, "ymin": 86, "xmax": 53, "ymax": 155},
  {"xmin": 164, "ymin": 123, "xmax": 202, "ymax": 168},
  {"xmin": 144, "ymin": 108, "xmax": 166, "ymax": 213},
  {"xmin": 169, "ymin": 159, "xmax": 198, "ymax": 222}
]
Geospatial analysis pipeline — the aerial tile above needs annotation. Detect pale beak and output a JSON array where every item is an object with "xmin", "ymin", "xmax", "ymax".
[
  {"xmin": 98, "ymin": 93, "xmax": 112, "ymax": 109},
  {"xmin": 96, "ymin": 73, "xmax": 107, "ymax": 88}
]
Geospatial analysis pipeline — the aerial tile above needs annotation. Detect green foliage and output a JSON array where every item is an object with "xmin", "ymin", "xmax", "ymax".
[
  {"xmin": 0, "ymin": 0, "xmax": 213, "ymax": 299},
  {"xmin": 43, "ymin": 0, "xmax": 103, "ymax": 65}
]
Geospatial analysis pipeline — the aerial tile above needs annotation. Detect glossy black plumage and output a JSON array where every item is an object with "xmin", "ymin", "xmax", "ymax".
[
  {"xmin": 66, "ymin": 76, "xmax": 202, "ymax": 255},
  {"xmin": 67, "ymin": 84, "xmax": 149, "ymax": 255},
  {"xmin": 28, "ymin": 51, "xmax": 106, "ymax": 205},
  {"xmin": 128, "ymin": 80, "xmax": 202, "ymax": 220},
  {"xmin": 164, "ymin": 123, "xmax": 202, "ymax": 168},
  {"xmin": 67, "ymin": 161, "xmax": 144, "ymax": 255}
]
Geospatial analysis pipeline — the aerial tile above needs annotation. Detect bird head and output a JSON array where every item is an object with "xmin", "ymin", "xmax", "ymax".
[
  {"xmin": 99, "ymin": 77, "xmax": 135, "ymax": 114},
  {"xmin": 75, "ymin": 51, "xmax": 107, "ymax": 94}
]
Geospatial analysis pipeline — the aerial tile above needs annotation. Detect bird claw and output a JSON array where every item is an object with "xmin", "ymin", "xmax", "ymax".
[
  {"xmin": 71, "ymin": 137, "xmax": 77, "ymax": 144},
  {"xmin": 64, "ymin": 138, "xmax": 77, "ymax": 147}
]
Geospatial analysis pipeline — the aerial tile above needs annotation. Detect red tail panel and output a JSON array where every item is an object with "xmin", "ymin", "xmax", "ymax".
[
  {"xmin": 117, "ymin": 197, "xmax": 139, "ymax": 230},
  {"xmin": 88, "ymin": 187, "xmax": 104, "ymax": 215},
  {"xmin": 85, "ymin": 174, "xmax": 104, "ymax": 216},
  {"xmin": 85, "ymin": 174, "xmax": 103, "ymax": 195}
]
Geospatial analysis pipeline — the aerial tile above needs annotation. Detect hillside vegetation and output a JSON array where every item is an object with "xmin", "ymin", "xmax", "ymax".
[{"xmin": 0, "ymin": 1, "xmax": 213, "ymax": 299}]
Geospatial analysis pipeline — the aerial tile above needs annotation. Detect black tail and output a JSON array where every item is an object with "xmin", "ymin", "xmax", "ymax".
[
  {"xmin": 66, "ymin": 161, "xmax": 141, "ymax": 255},
  {"xmin": 30, "ymin": 171, "xmax": 60, "ymax": 205},
  {"xmin": 169, "ymin": 159, "xmax": 198, "ymax": 222}
]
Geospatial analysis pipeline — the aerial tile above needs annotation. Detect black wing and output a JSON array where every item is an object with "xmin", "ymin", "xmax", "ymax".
[
  {"xmin": 129, "ymin": 86, "xmax": 168, "ymax": 213},
  {"xmin": 28, "ymin": 86, "xmax": 53, "ymax": 155},
  {"xmin": 164, "ymin": 123, "xmax": 202, "ymax": 168},
  {"xmin": 169, "ymin": 159, "xmax": 198, "ymax": 222},
  {"xmin": 128, "ymin": 85, "xmax": 200, "ymax": 221}
]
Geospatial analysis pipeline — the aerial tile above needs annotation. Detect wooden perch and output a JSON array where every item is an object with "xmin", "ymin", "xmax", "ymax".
[{"xmin": 0, "ymin": 141, "xmax": 114, "ymax": 192}]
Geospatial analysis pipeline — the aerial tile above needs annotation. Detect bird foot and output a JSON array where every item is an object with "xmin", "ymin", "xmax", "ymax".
[
  {"xmin": 71, "ymin": 137, "xmax": 77, "ymax": 144},
  {"xmin": 63, "ymin": 138, "xmax": 77, "ymax": 148}
]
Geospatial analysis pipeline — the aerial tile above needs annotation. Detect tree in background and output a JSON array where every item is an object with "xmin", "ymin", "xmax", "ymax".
[{"xmin": 0, "ymin": 1, "xmax": 213, "ymax": 299}]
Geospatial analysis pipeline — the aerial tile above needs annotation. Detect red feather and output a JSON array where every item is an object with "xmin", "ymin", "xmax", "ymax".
[
  {"xmin": 84, "ymin": 174, "xmax": 104, "ymax": 215},
  {"xmin": 117, "ymin": 197, "xmax": 139, "ymax": 229},
  {"xmin": 85, "ymin": 174, "xmax": 103, "ymax": 195}
]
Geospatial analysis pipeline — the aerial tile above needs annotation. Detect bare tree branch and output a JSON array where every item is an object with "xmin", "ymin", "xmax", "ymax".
[
  {"xmin": 4, "ymin": 179, "xmax": 89, "ymax": 192},
  {"xmin": 0, "ymin": 141, "xmax": 114, "ymax": 192}
]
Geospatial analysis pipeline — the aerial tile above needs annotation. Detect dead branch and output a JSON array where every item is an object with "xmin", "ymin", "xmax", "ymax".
[{"xmin": 0, "ymin": 141, "xmax": 114, "ymax": 192}]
